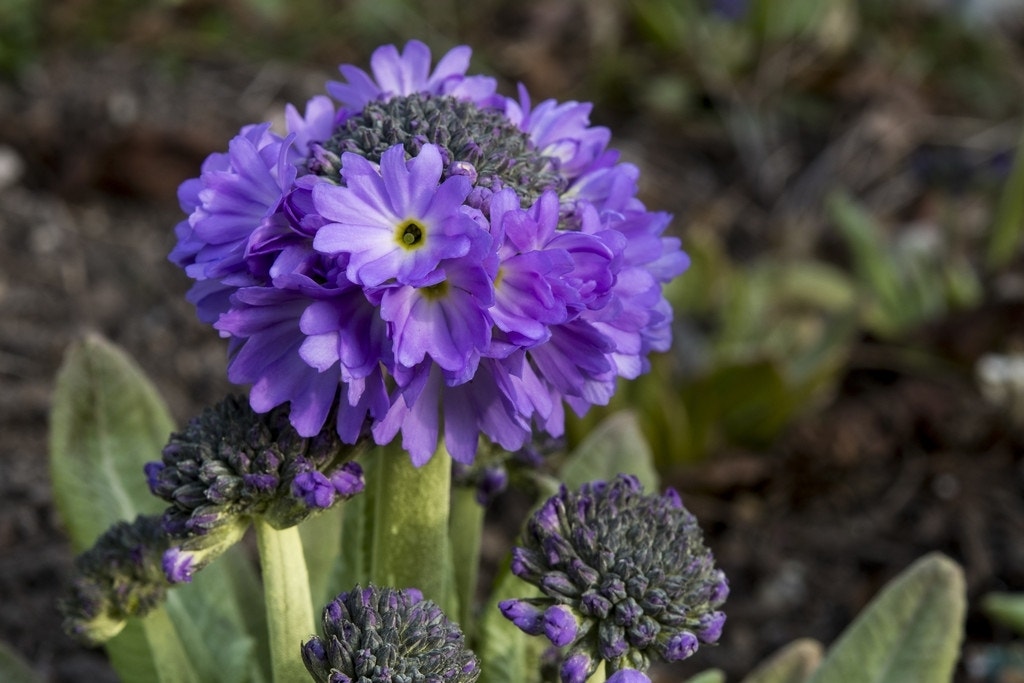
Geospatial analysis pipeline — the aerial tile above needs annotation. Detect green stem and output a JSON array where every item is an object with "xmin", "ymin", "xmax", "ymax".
[
  {"xmin": 450, "ymin": 485, "xmax": 485, "ymax": 631},
  {"xmin": 369, "ymin": 445, "xmax": 453, "ymax": 610},
  {"xmin": 255, "ymin": 519, "xmax": 316, "ymax": 683}
]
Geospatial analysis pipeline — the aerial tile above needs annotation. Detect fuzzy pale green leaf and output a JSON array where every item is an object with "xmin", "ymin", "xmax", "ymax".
[
  {"xmin": 561, "ymin": 411, "xmax": 659, "ymax": 491},
  {"xmin": 49, "ymin": 334, "xmax": 264, "ymax": 683},
  {"xmin": 741, "ymin": 638, "xmax": 824, "ymax": 683},
  {"xmin": 49, "ymin": 333, "xmax": 172, "ymax": 548},
  {"xmin": 684, "ymin": 670, "xmax": 726, "ymax": 683},
  {"xmin": 807, "ymin": 553, "xmax": 965, "ymax": 683}
]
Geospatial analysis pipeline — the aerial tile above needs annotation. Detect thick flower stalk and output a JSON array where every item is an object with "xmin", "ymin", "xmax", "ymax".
[
  {"xmin": 301, "ymin": 584, "xmax": 479, "ymax": 682},
  {"xmin": 499, "ymin": 474, "xmax": 727, "ymax": 682},
  {"xmin": 170, "ymin": 40, "xmax": 688, "ymax": 466},
  {"xmin": 60, "ymin": 514, "xmax": 173, "ymax": 645},
  {"xmin": 145, "ymin": 394, "xmax": 364, "ymax": 583}
]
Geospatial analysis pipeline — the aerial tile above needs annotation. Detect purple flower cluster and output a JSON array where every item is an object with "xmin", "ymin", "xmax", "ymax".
[{"xmin": 172, "ymin": 40, "xmax": 688, "ymax": 465}]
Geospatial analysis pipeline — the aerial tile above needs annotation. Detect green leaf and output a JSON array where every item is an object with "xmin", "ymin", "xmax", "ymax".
[
  {"xmin": 167, "ymin": 546, "xmax": 265, "ymax": 683},
  {"xmin": 560, "ymin": 411, "xmax": 660, "ymax": 491},
  {"xmin": 477, "ymin": 561, "xmax": 544, "ymax": 683},
  {"xmin": 0, "ymin": 641, "xmax": 43, "ymax": 683},
  {"xmin": 981, "ymin": 592, "xmax": 1024, "ymax": 636},
  {"xmin": 987, "ymin": 123, "xmax": 1024, "ymax": 270},
  {"xmin": 741, "ymin": 638, "xmax": 823, "ymax": 683},
  {"xmin": 49, "ymin": 335, "xmax": 198, "ymax": 681},
  {"xmin": 684, "ymin": 670, "xmax": 726, "ymax": 683},
  {"xmin": 49, "ymin": 334, "xmax": 265, "ymax": 683},
  {"xmin": 807, "ymin": 553, "xmax": 965, "ymax": 683},
  {"xmin": 49, "ymin": 333, "xmax": 172, "ymax": 549}
]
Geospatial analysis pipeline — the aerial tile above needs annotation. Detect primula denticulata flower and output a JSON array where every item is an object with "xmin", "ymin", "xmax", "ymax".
[
  {"xmin": 301, "ymin": 584, "xmax": 479, "ymax": 683},
  {"xmin": 499, "ymin": 474, "xmax": 727, "ymax": 681},
  {"xmin": 171, "ymin": 40, "xmax": 688, "ymax": 466}
]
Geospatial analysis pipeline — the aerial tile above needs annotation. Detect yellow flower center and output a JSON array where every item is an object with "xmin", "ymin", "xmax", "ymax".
[{"xmin": 396, "ymin": 219, "xmax": 426, "ymax": 250}]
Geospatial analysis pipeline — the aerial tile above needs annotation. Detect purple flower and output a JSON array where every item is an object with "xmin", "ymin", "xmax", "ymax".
[
  {"xmin": 313, "ymin": 144, "xmax": 485, "ymax": 287},
  {"xmin": 170, "ymin": 40, "xmax": 687, "ymax": 465},
  {"xmin": 327, "ymin": 39, "xmax": 499, "ymax": 115}
]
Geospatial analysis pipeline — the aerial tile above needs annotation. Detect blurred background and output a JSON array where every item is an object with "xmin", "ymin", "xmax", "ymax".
[{"xmin": 3, "ymin": 0, "xmax": 1024, "ymax": 680}]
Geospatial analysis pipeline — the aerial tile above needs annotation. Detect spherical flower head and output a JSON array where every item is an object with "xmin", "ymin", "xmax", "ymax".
[
  {"xmin": 146, "ymin": 395, "xmax": 364, "ymax": 582},
  {"xmin": 501, "ymin": 474, "xmax": 727, "ymax": 680},
  {"xmin": 301, "ymin": 584, "xmax": 479, "ymax": 683},
  {"xmin": 60, "ymin": 515, "xmax": 173, "ymax": 645},
  {"xmin": 170, "ymin": 40, "xmax": 688, "ymax": 467}
]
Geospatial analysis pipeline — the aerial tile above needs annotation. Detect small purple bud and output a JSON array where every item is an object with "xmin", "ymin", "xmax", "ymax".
[
  {"xmin": 612, "ymin": 597, "xmax": 642, "ymax": 627},
  {"xmin": 534, "ymin": 497, "xmax": 561, "ymax": 534},
  {"xmin": 403, "ymin": 587, "xmax": 424, "ymax": 604},
  {"xmin": 709, "ymin": 571, "xmax": 729, "ymax": 605},
  {"xmin": 663, "ymin": 487, "xmax": 683, "ymax": 509},
  {"xmin": 448, "ymin": 160, "xmax": 478, "ymax": 184},
  {"xmin": 292, "ymin": 471, "xmax": 336, "ymax": 509},
  {"xmin": 330, "ymin": 461, "xmax": 365, "ymax": 497},
  {"xmin": 162, "ymin": 547, "xmax": 194, "ymax": 584},
  {"xmin": 499, "ymin": 599, "xmax": 545, "ymax": 635},
  {"xmin": 697, "ymin": 610, "xmax": 726, "ymax": 643},
  {"xmin": 543, "ymin": 605, "xmax": 579, "ymax": 647},
  {"xmin": 540, "ymin": 571, "xmax": 579, "ymax": 598},
  {"xmin": 663, "ymin": 631, "xmax": 699, "ymax": 661},
  {"xmin": 607, "ymin": 670, "xmax": 652, "ymax": 683},
  {"xmin": 628, "ymin": 615, "xmax": 660, "ymax": 649},
  {"xmin": 598, "ymin": 621, "xmax": 629, "ymax": 659},
  {"xmin": 143, "ymin": 461, "xmax": 164, "ymax": 494},
  {"xmin": 475, "ymin": 466, "xmax": 508, "ymax": 506},
  {"xmin": 243, "ymin": 472, "xmax": 279, "ymax": 492},
  {"xmin": 302, "ymin": 637, "xmax": 327, "ymax": 664},
  {"xmin": 580, "ymin": 590, "xmax": 613, "ymax": 619},
  {"xmin": 567, "ymin": 558, "xmax": 599, "ymax": 586},
  {"xmin": 560, "ymin": 652, "xmax": 593, "ymax": 683}
]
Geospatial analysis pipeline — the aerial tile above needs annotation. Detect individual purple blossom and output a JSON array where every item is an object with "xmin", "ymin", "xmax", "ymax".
[
  {"xmin": 312, "ymin": 143, "xmax": 485, "ymax": 287},
  {"xmin": 500, "ymin": 474, "xmax": 727, "ymax": 680},
  {"xmin": 170, "ymin": 40, "xmax": 688, "ymax": 465},
  {"xmin": 327, "ymin": 39, "xmax": 500, "ymax": 115}
]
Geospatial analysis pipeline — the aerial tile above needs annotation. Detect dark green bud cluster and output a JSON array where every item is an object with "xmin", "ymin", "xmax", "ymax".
[
  {"xmin": 60, "ymin": 514, "xmax": 172, "ymax": 645},
  {"xmin": 501, "ymin": 475, "xmax": 727, "ymax": 681},
  {"xmin": 145, "ymin": 395, "xmax": 364, "ymax": 583},
  {"xmin": 302, "ymin": 584, "xmax": 480, "ymax": 683},
  {"xmin": 146, "ymin": 395, "xmax": 363, "ymax": 537},
  {"xmin": 312, "ymin": 94, "xmax": 566, "ymax": 206}
]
